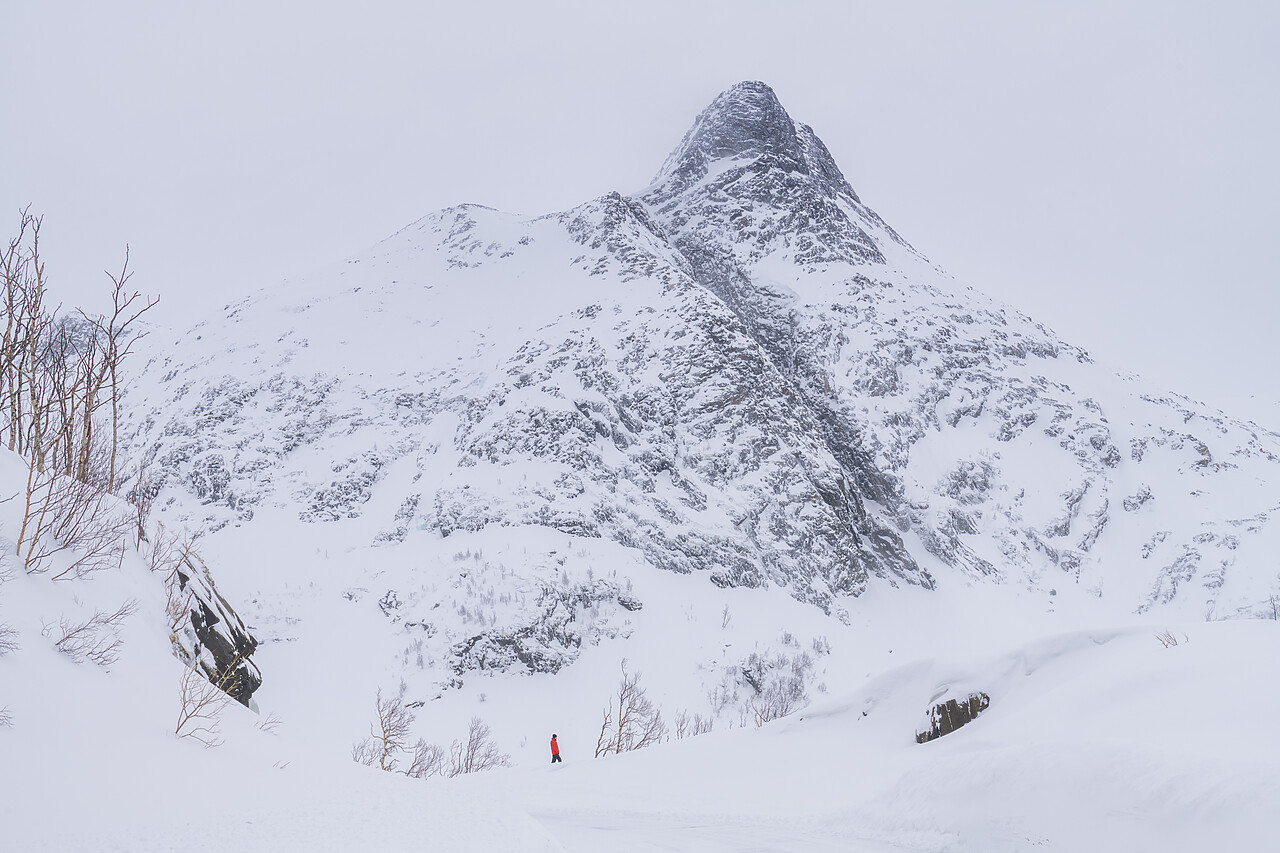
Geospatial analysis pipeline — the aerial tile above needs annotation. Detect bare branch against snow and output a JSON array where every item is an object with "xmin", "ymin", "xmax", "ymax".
[
  {"xmin": 43, "ymin": 599, "xmax": 137, "ymax": 666},
  {"xmin": 174, "ymin": 653, "xmax": 244, "ymax": 748},
  {"xmin": 0, "ymin": 622, "xmax": 18, "ymax": 656}
]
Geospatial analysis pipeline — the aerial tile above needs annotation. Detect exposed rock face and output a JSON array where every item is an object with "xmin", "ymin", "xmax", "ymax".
[
  {"xmin": 448, "ymin": 578, "xmax": 640, "ymax": 679},
  {"xmin": 173, "ymin": 554, "xmax": 262, "ymax": 705},
  {"xmin": 916, "ymin": 692, "xmax": 991, "ymax": 743},
  {"xmin": 646, "ymin": 81, "xmax": 907, "ymax": 269}
]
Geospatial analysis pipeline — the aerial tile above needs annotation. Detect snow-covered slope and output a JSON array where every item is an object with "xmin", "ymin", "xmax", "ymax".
[
  {"xmin": 0, "ymin": 468, "xmax": 561, "ymax": 853},
  {"xmin": 3, "ymin": 458, "xmax": 1277, "ymax": 851},
  {"xmin": 507, "ymin": 622, "xmax": 1280, "ymax": 852}
]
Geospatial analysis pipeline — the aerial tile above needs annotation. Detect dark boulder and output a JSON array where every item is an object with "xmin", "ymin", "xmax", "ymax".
[
  {"xmin": 174, "ymin": 554, "xmax": 262, "ymax": 706},
  {"xmin": 916, "ymin": 692, "xmax": 990, "ymax": 743}
]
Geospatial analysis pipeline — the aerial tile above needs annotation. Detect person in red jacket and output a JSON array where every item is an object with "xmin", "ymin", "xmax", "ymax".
[{"xmin": 550, "ymin": 734, "xmax": 562, "ymax": 764}]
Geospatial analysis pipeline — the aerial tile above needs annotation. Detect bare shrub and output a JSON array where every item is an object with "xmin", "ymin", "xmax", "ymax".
[
  {"xmin": 175, "ymin": 657, "xmax": 239, "ymax": 747},
  {"xmin": 595, "ymin": 659, "xmax": 667, "ymax": 757},
  {"xmin": 143, "ymin": 525, "xmax": 203, "ymax": 651},
  {"xmin": 0, "ymin": 623, "xmax": 16, "ymax": 724},
  {"xmin": 43, "ymin": 599, "xmax": 137, "ymax": 666},
  {"xmin": 161, "ymin": 535, "xmax": 201, "ymax": 637},
  {"xmin": 744, "ymin": 650, "xmax": 811, "ymax": 727},
  {"xmin": 352, "ymin": 692, "xmax": 505, "ymax": 778},
  {"xmin": 404, "ymin": 739, "xmax": 447, "ymax": 779},
  {"xmin": 1154, "ymin": 630, "xmax": 1188, "ymax": 648},
  {"xmin": 673, "ymin": 708, "xmax": 714, "ymax": 740},
  {"xmin": 351, "ymin": 737, "xmax": 381, "ymax": 766},
  {"xmin": 449, "ymin": 716, "xmax": 508, "ymax": 775},
  {"xmin": 18, "ymin": 448, "xmax": 131, "ymax": 578},
  {"xmin": 750, "ymin": 681, "xmax": 806, "ymax": 726},
  {"xmin": 146, "ymin": 523, "xmax": 199, "ymax": 572},
  {"xmin": 706, "ymin": 674, "xmax": 738, "ymax": 717},
  {"xmin": 255, "ymin": 712, "xmax": 284, "ymax": 736}
]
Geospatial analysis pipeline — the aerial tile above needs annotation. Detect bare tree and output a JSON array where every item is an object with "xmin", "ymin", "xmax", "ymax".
[
  {"xmin": 352, "ymin": 695, "xmax": 506, "ymax": 778},
  {"xmin": 42, "ymin": 599, "xmax": 137, "ymax": 666},
  {"xmin": 595, "ymin": 659, "xmax": 667, "ymax": 757},
  {"xmin": 17, "ymin": 442, "xmax": 131, "ymax": 578},
  {"xmin": 2, "ymin": 210, "xmax": 57, "ymax": 464},
  {"xmin": 352, "ymin": 689, "xmax": 416, "ymax": 772},
  {"xmin": 3, "ymin": 212, "xmax": 156, "ymax": 593},
  {"xmin": 448, "ymin": 717, "xmax": 508, "ymax": 775},
  {"xmin": 373, "ymin": 689, "xmax": 415, "ymax": 772},
  {"xmin": 175, "ymin": 655, "xmax": 240, "ymax": 748},
  {"xmin": 78, "ymin": 248, "xmax": 158, "ymax": 492},
  {"xmin": 2, "ymin": 212, "xmax": 149, "ymax": 582},
  {"xmin": 0, "ymin": 212, "xmax": 26, "ymax": 447}
]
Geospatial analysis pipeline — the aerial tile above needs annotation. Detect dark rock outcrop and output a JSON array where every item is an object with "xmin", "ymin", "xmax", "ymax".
[
  {"xmin": 174, "ymin": 554, "xmax": 262, "ymax": 705},
  {"xmin": 447, "ymin": 579, "xmax": 640, "ymax": 682},
  {"xmin": 916, "ymin": 692, "xmax": 990, "ymax": 743}
]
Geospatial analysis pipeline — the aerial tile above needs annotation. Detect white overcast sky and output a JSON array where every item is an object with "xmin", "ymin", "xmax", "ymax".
[{"xmin": 3, "ymin": 1, "xmax": 1277, "ymax": 424}]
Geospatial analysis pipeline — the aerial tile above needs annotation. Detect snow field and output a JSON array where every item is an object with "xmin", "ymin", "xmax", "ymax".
[{"xmin": 4, "ymin": 443, "xmax": 1279, "ymax": 851}]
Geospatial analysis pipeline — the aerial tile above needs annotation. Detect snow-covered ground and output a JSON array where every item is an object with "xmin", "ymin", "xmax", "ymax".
[{"xmin": 3, "ymin": 443, "xmax": 1277, "ymax": 851}]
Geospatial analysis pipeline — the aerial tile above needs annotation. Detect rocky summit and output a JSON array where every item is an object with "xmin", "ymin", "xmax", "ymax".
[{"xmin": 124, "ymin": 82, "xmax": 1280, "ymax": 683}]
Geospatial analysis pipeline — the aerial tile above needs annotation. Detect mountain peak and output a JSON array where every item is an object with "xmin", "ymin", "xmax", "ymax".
[{"xmin": 652, "ymin": 81, "xmax": 856, "ymax": 201}]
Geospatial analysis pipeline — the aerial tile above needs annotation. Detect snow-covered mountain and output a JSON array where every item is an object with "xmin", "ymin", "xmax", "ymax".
[{"xmin": 126, "ymin": 81, "xmax": 1280, "ymax": 638}]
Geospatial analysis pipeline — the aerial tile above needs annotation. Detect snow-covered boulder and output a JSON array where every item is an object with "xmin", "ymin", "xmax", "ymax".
[
  {"xmin": 172, "ymin": 552, "xmax": 262, "ymax": 705},
  {"xmin": 915, "ymin": 691, "xmax": 991, "ymax": 743}
]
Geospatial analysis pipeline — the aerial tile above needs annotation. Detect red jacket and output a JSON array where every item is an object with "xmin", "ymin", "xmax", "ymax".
[{"xmin": 550, "ymin": 737, "xmax": 560, "ymax": 755}]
